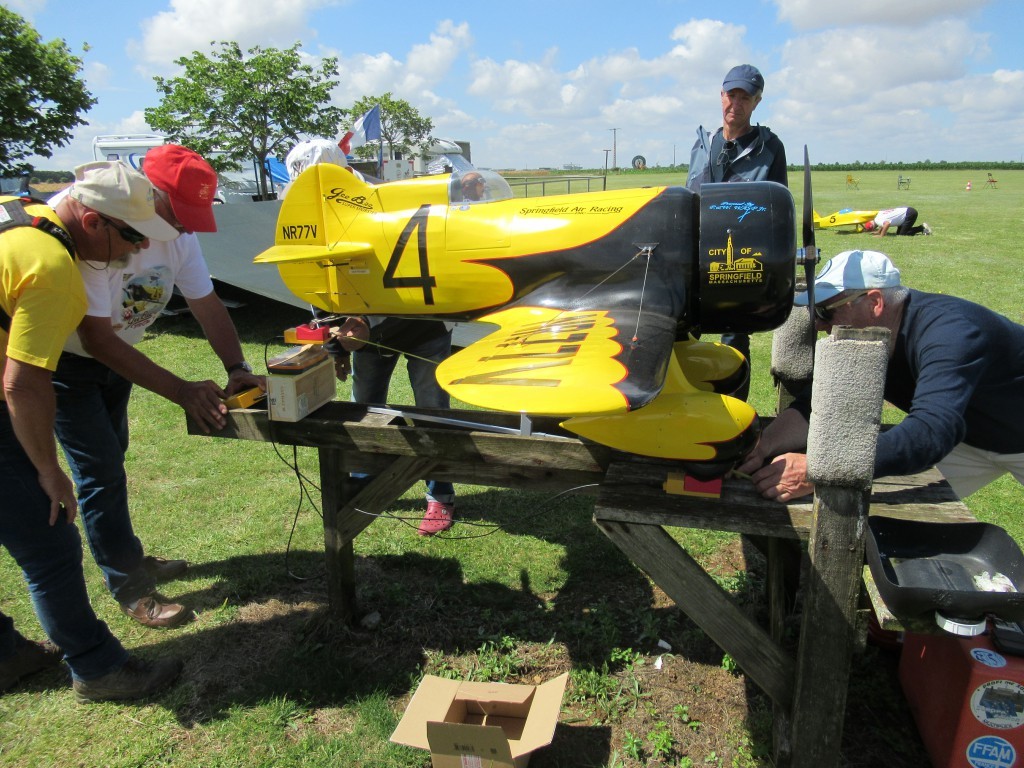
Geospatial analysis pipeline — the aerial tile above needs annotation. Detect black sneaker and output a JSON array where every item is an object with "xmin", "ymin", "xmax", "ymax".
[
  {"xmin": 142, "ymin": 555, "xmax": 188, "ymax": 583},
  {"xmin": 73, "ymin": 656, "xmax": 183, "ymax": 703},
  {"xmin": 0, "ymin": 637, "xmax": 63, "ymax": 692}
]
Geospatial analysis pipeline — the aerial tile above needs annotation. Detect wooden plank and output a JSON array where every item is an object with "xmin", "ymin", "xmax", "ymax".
[
  {"xmin": 595, "ymin": 518, "xmax": 795, "ymax": 709},
  {"xmin": 594, "ymin": 461, "xmax": 811, "ymax": 537},
  {"xmin": 319, "ymin": 447, "xmax": 354, "ymax": 622},
  {"xmin": 193, "ymin": 404, "xmax": 611, "ymax": 475},
  {"xmin": 333, "ymin": 455, "xmax": 440, "ymax": 543},
  {"xmin": 594, "ymin": 462, "xmax": 972, "ymax": 537},
  {"xmin": 335, "ymin": 451, "xmax": 608, "ymax": 494}
]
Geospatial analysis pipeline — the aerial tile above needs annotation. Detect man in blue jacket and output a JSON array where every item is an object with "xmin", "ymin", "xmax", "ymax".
[
  {"xmin": 686, "ymin": 64, "xmax": 788, "ymax": 400},
  {"xmin": 738, "ymin": 250, "xmax": 1024, "ymax": 501},
  {"xmin": 686, "ymin": 64, "xmax": 788, "ymax": 191}
]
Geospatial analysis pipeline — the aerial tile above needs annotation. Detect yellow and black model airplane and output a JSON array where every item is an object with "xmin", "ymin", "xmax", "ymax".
[
  {"xmin": 254, "ymin": 163, "xmax": 796, "ymax": 474},
  {"xmin": 813, "ymin": 207, "xmax": 878, "ymax": 231}
]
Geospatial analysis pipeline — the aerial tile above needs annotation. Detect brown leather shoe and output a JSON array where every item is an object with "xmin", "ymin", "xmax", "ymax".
[
  {"xmin": 141, "ymin": 555, "xmax": 188, "ymax": 583},
  {"xmin": 120, "ymin": 594, "xmax": 193, "ymax": 629}
]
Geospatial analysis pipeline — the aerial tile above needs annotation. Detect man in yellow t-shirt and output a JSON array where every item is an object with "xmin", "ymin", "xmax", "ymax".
[{"xmin": 0, "ymin": 162, "xmax": 184, "ymax": 703}]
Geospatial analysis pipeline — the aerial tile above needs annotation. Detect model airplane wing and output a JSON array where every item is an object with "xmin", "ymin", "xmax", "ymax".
[{"xmin": 438, "ymin": 303, "xmax": 676, "ymax": 416}]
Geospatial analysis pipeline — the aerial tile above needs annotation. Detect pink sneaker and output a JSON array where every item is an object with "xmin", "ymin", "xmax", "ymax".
[{"xmin": 418, "ymin": 501, "xmax": 454, "ymax": 536}]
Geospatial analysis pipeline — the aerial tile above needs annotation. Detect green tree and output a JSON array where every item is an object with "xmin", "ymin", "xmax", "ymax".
[
  {"xmin": 342, "ymin": 93, "xmax": 432, "ymax": 163},
  {"xmin": 31, "ymin": 169, "xmax": 74, "ymax": 184},
  {"xmin": 0, "ymin": 7, "xmax": 95, "ymax": 175},
  {"xmin": 145, "ymin": 41, "xmax": 343, "ymax": 199}
]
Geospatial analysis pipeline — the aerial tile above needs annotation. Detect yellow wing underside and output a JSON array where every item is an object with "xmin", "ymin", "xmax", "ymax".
[
  {"xmin": 437, "ymin": 306, "xmax": 629, "ymax": 416},
  {"xmin": 563, "ymin": 341, "xmax": 757, "ymax": 461},
  {"xmin": 439, "ymin": 313, "xmax": 758, "ymax": 462}
]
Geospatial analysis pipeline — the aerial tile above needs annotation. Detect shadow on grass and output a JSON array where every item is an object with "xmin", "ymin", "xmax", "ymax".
[
  {"xmin": 112, "ymin": 544, "xmax": 618, "ymax": 765},
  {"xmin": 735, "ymin": 537, "xmax": 930, "ymax": 767},
  {"xmin": 384, "ymin": 487, "xmax": 698, "ymax": 664}
]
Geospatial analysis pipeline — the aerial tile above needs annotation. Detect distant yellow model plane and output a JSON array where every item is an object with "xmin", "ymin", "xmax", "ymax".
[
  {"xmin": 254, "ymin": 163, "xmax": 796, "ymax": 474},
  {"xmin": 813, "ymin": 208, "xmax": 878, "ymax": 231}
]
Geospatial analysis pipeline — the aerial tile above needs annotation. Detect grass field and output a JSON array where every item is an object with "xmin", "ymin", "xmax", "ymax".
[{"xmin": 1, "ymin": 169, "xmax": 1021, "ymax": 767}]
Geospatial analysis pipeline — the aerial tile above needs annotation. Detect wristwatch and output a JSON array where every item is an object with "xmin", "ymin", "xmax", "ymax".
[{"xmin": 226, "ymin": 361, "xmax": 253, "ymax": 375}]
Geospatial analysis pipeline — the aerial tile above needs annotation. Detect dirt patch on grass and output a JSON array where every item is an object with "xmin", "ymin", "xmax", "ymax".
[{"xmin": 171, "ymin": 525, "xmax": 928, "ymax": 767}]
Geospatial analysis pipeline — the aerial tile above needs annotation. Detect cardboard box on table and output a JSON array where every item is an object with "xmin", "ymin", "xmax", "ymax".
[
  {"xmin": 266, "ymin": 358, "xmax": 336, "ymax": 422},
  {"xmin": 390, "ymin": 673, "xmax": 569, "ymax": 768}
]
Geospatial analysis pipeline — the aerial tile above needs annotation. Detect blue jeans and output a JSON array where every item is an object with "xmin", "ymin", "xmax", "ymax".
[
  {"xmin": 0, "ymin": 405, "xmax": 128, "ymax": 681},
  {"xmin": 351, "ymin": 330, "xmax": 455, "ymax": 504},
  {"xmin": 52, "ymin": 353, "xmax": 154, "ymax": 605}
]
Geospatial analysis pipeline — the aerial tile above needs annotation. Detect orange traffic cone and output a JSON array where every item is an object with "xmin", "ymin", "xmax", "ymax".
[{"xmin": 966, "ymin": 180, "xmax": 972, "ymax": 191}]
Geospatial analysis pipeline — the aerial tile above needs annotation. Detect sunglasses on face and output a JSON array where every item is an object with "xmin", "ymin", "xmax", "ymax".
[
  {"xmin": 814, "ymin": 291, "xmax": 868, "ymax": 323},
  {"xmin": 98, "ymin": 214, "xmax": 147, "ymax": 246}
]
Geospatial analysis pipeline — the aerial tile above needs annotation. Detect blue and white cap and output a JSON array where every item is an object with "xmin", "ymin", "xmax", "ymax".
[{"xmin": 795, "ymin": 250, "xmax": 902, "ymax": 305}]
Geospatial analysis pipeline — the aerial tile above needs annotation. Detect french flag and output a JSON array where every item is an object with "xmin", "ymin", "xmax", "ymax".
[{"xmin": 339, "ymin": 105, "xmax": 382, "ymax": 155}]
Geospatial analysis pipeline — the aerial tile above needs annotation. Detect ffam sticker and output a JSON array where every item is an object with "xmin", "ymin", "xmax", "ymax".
[{"xmin": 967, "ymin": 735, "xmax": 1017, "ymax": 768}]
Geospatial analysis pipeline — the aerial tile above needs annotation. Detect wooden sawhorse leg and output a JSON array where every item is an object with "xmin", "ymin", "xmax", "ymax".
[
  {"xmin": 319, "ymin": 449, "xmax": 440, "ymax": 622},
  {"xmin": 594, "ymin": 518, "xmax": 795, "ymax": 711}
]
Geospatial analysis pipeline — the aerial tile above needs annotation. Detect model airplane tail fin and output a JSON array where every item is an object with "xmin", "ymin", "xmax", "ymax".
[{"xmin": 254, "ymin": 164, "xmax": 378, "ymax": 266}]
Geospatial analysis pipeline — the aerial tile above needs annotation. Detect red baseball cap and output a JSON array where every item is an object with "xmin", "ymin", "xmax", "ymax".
[{"xmin": 142, "ymin": 144, "xmax": 218, "ymax": 233}]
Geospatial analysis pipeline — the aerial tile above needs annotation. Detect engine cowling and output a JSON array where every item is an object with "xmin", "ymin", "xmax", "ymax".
[{"xmin": 694, "ymin": 181, "xmax": 796, "ymax": 335}]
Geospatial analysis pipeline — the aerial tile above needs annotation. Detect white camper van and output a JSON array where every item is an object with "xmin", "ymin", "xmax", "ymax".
[
  {"xmin": 91, "ymin": 135, "xmax": 288, "ymax": 203},
  {"xmin": 91, "ymin": 134, "xmax": 166, "ymax": 172}
]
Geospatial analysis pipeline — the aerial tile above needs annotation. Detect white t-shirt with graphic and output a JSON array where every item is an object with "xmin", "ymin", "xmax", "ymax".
[{"xmin": 51, "ymin": 188, "xmax": 215, "ymax": 357}]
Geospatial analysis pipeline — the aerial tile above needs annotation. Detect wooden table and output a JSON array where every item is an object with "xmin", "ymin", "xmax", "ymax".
[
  {"xmin": 593, "ymin": 459, "xmax": 973, "ymax": 766},
  {"xmin": 190, "ymin": 402, "xmax": 613, "ymax": 618},
  {"xmin": 189, "ymin": 401, "xmax": 972, "ymax": 767}
]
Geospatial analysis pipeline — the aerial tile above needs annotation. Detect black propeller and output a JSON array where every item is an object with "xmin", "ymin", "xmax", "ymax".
[{"xmin": 799, "ymin": 145, "xmax": 818, "ymax": 321}]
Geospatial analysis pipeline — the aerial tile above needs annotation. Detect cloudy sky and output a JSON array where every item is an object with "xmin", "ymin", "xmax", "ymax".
[{"xmin": 10, "ymin": 0, "xmax": 1024, "ymax": 171}]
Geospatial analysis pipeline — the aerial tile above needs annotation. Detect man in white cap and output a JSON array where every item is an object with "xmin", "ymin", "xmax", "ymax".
[
  {"xmin": 285, "ymin": 138, "xmax": 349, "ymax": 180},
  {"xmin": 0, "ymin": 161, "xmax": 182, "ymax": 701},
  {"xmin": 738, "ymin": 249, "xmax": 1024, "ymax": 501},
  {"xmin": 685, "ymin": 64, "xmax": 788, "ymax": 401},
  {"xmin": 51, "ymin": 145, "xmax": 262, "ymax": 629}
]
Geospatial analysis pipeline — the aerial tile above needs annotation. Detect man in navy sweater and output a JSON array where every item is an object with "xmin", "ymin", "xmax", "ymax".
[{"xmin": 738, "ymin": 249, "xmax": 1024, "ymax": 501}]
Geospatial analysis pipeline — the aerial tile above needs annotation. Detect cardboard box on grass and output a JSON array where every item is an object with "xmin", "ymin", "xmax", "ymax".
[{"xmin": 390, "ymin": 673, "xmax": 569, "ymax": 768}]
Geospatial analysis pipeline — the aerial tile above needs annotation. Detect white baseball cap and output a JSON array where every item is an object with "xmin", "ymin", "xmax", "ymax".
[
  {"xmin": 795, "ymin": 250, "xmax": 902, "ymax": 305},
  {"xmin": 69, "ymin": 161, "xmax": 179, "ymax": 242}
]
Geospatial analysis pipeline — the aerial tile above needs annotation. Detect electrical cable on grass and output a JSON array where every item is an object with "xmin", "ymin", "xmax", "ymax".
[
  {"xmin": 346, "ymin": 482, "xmax": 601, "ymax": 540},
  {"xmin": 259, "ymin": 335, "xmax": 599, "ymax": 568},
  {"xmin": 262, "ymin": 336, "xmax": 327, "ymax": 581}
]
